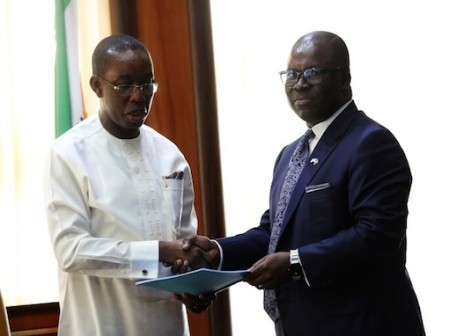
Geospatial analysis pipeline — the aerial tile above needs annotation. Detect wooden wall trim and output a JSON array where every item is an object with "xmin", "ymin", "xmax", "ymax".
[
  {"xmin": 187, "ymin": 2, "xmax": 231, "ymax": 334},
  {"xmin": 7, "ymin": 302, "xmax": 59, "ymax": 336},
  {"xmin": 188, "ymin": 0, "xmax": 226, "ymax": 238},
  {"xmin": 108, "ymin": 0, "xmax": 136, "ymax": 36}
]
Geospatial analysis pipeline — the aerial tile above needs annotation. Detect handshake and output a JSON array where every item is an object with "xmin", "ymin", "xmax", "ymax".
[
  {"xmin": 159, "ymin": 235, "xmax": 221, "ymax": 273},
  {"xmin": 159, "ymin": 235, "xmax": 221, "ymax": 314},
  {"xmin": 159, "ymin": 235, "xmax": 291, "ymax": 314}
]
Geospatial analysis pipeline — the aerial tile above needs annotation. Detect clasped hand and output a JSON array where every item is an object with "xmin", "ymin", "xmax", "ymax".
[
  {"xmin": 160, "ymin": 236, "xmax": 220, "ymax": 313},
  {"xmin": 159, "ymin": 236, "xmax": 218, "ymax": 270},
  {"xmin": 161, "ymin": 236, "xmax": 293, "ymax": 312},
  {"xmin": 168, "ymin": 236, "xmax": 292, "ymax": 291}
]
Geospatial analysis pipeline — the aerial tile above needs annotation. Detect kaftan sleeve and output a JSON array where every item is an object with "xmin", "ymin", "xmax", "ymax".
[{"xmin": 44, "ymin": 145, "xmax": 162, "ymax": 280}]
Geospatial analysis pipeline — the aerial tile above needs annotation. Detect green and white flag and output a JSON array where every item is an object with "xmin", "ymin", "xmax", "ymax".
[{"xmin": 55, "ymin": 0, "xmax": 83, "ymax": 137}]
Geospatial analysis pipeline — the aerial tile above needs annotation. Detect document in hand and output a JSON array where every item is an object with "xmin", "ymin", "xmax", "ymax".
[{"xmin": 136, "ymin": 268, "xmax": 250, "ymax": 295}]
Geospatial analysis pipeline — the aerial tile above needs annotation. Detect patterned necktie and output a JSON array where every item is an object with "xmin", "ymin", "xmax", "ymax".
[{"xmin": 264, "ymin": 128, "xmax": 315, "ymax": 322}]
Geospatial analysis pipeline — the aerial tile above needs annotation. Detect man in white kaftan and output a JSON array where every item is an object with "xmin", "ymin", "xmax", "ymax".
[{"xmin": 45, "ymin": 34, "xmax": 203, "ymax": 335}]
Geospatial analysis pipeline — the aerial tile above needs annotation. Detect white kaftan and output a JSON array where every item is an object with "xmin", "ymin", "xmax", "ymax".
[{"xmin": 45, "ymin": 115, "xmax": 197, "ymax": 335}]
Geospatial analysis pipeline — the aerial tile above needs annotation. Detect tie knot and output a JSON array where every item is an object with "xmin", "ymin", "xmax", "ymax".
[
  {"xmin": 303, "ymin": 129, "xmax": 315, "ymax": 142},
  {"xmin": 304, "ymin": 128, "xmax": 315, "ymax": 141}
]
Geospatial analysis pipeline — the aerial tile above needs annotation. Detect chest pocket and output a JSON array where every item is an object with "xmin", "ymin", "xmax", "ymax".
[{"xmin": 162, "ymin": 178, "xmax": 184, "ymax": 239}]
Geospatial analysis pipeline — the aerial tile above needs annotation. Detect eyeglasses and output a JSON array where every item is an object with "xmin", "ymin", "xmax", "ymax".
[
  {"xmin": 279, "ymin": 67, "xmax": 345, "ymax": 87},
  {"xmin": 98, "ymin": 77, "xmax": 158, "ymax": 96}
]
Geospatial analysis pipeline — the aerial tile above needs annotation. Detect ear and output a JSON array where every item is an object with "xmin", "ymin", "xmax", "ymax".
[
  {"xmin": 90, "ymin": 76, "xmax": 103, "ymax": 97},
  {"xmin": 343, "ymin": 71, "xmax": 351, "ymax": 85},
  {"xmin": 341, "ymin": 71, "xmax": 351, "ymax": 92}
]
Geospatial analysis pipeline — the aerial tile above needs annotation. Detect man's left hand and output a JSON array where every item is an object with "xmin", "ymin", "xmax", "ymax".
[{"xmin": 245, "ymin": 252, "xmax": 290, "ymax": 290}]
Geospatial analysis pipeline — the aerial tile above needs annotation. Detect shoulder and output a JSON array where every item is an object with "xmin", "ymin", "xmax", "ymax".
[
  {"xmin": 330, "ymin": 105, "xmax": 400, "ymax": 147},
  {"xmin": 350, "ymin": 112, "xmax": 401, "ymax": 147},
  {"xmin": 50, "ymin": 115, "xmax": 102, "ymax": 156},
  {"xmin": 139, "ymin": 124, "xmax": 186, "ymax": 156},
  {"xmin": 344, "ymin": 112, "xmax": 411, "ymax": 174}
]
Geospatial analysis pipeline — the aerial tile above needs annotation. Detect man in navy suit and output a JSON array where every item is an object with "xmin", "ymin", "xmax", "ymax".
[{"xmin": 180, "ymin": 31, "xmax": 425, "ymax": 335}]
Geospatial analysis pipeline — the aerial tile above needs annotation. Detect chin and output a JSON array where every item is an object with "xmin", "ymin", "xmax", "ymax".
[
  {"xmin": 130, "ymin": 121, "xmax": 145, "ymax": 129},
  {"xmin": 294, "ymin": 108, "xmax": 310, "ymax": 122}
]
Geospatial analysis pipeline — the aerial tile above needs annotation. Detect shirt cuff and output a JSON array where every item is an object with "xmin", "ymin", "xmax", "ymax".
[
  {"xmin": 297, "ymin": 251, "xmax": 310, "ymax": 286},
  {"xmin": 211, "ymin": 239, "xmax": 223, "ymax": 270},
  {"xmin": 130, "ymin": 240, "xmax": 159, "ymax": 279}
]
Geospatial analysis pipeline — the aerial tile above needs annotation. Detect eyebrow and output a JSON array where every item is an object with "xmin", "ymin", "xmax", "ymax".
[{"xmin": 112, "ymin": 74, "xmax": 155, "ymax": 83}]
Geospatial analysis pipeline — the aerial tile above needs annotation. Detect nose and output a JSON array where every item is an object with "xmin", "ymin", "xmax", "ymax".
[
  {"xmin": 292, "ymin": 75, "xmax": 308, "ymax": 89},
  {"xmin": 129, "ymin": 86, "xmax": 146, "ymax": 101}
]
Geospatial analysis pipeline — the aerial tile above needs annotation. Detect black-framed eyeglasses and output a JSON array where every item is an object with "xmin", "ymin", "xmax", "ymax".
[
  {"xmin": 98, "ymin": 77, "xmax": 158, "ymax": 96},
  {"xmin": 279, "ymin": 67, "xmax": 345, "ymax": 87}
]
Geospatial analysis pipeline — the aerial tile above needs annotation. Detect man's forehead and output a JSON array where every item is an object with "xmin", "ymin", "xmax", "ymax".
[
  {"xmin": 294, "ymin": 35, "xmax": 316, "ymax": 53},
  {"xmin": 106, "ymin": 48, "xmax": 144, "ymax": 59}
]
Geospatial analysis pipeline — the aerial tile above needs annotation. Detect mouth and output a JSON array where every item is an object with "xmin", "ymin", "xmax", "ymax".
[
  {"xmin": 127, "ymin": 108, "xmax": 148, "ymax": 124},
  {"xmin": 293, "ymin": 96, "xmax": 313, "ymax": 106}
]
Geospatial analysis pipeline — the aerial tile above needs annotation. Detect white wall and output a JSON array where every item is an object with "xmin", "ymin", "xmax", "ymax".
[{"xmin": 210, "ymin": 1, "xmax": 449, "ymax": 335}]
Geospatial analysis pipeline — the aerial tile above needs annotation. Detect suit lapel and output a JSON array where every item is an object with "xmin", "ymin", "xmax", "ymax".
[{"xmin": 277, "ymin": 102, "xmax": 359, "ymax": 239}]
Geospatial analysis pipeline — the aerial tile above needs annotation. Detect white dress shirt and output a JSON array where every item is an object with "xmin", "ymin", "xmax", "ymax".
[
  {"xmin": 308, "ymin": 100, "xmax": 352, "ymax": 153},
  {"xmin": 45, "ymin": 115, "xmax": 197, "ymax": 335}
]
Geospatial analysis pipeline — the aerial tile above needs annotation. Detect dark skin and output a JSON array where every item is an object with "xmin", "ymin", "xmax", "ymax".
[
  {"xmin": 90, "ymin": 49, "xmax": 155, "ymax": 139},
  {"xmin": 285, "ymin": 32, "xmax": 352, "ymax": 128},
  {"xmin": 171, "ymin": 238, "xmax": 220, "ymax": 313},
  {"xmin": 177, "ymin": 32, "xmax": 353, "ymax": 308},
  {"xmin": 89, "ymin": 48, "xmax": 214, "ymax": 312}
]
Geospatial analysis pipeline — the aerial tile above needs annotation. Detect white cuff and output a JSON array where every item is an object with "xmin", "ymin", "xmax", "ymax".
[
  {"xmin": 297, "ymin": 252, "xmax": 310, "ymax": 286},
  {"xmin": 130, "ymin": 241, "xmax": 159, "ymax": 279},
  {"xmin": 211, "ymin": 239, "xmax": 223, "ymax": 270}
]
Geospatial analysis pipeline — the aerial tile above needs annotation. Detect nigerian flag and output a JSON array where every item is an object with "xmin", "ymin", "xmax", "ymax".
[{"xmin": 55, "ymin": 0, "xmax": 83, "ymax": 137}]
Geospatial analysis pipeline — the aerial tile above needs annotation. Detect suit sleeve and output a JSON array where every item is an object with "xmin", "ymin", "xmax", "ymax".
[
  {"xmin": 216, "ymin": 146, "xmax": 291, "ymax": 270},
  {"xmin": 216, "ymin": 210, "xmax": 271, "ymax": 270}
]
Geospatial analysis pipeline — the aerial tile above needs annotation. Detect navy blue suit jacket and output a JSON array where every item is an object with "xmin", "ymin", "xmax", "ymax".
[{"xmin": 217, "ymin": 102, "xmax": 425, "ymax": 336}]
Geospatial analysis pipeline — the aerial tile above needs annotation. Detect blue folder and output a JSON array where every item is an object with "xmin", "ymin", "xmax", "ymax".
[{"xmin": 136, "ymin": 268, "xmax": 250, "ymax": 295}]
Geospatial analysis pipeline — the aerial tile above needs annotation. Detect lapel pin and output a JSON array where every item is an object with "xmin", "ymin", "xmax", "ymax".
[{"xmin": 310, "ymin": 158, "xmax": 319, "ymax": 165}]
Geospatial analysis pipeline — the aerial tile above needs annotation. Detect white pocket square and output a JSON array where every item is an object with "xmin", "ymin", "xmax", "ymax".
[{"xmin": 305, "ymin": 183, "xmax": 331, "ymax": 193}]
